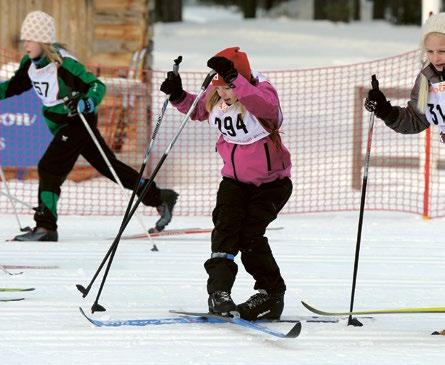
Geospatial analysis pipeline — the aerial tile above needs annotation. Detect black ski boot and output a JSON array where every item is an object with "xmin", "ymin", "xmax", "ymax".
[
  {"xmin": 237, "ymin": 290, "xmax": 284, "ymax": 321},
  {"xmin": 208, "ymin": 291, "xmax": 237, "ymax": 315},
  {"xmin": 149, "ymin": 189, "xmax": 178, "ymax": 233},
  {"xmin": 13, "ymin": 227, "xmax": 58, "ymax": 242}
]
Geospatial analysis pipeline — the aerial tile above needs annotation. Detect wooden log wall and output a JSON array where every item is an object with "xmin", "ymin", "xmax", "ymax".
[{"xmin": 0, "ymin": 0, "xmax": 152, "ymax": 69}]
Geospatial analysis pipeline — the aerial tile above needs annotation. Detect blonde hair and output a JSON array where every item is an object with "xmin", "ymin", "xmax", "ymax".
[
  {"xmin": 39, "ymin": 43, "xmax": 66, "ymax": 65},
  {"xmin": 205, "ymin": 87, "xmax": 283, "ymax": 150},
  {"xmin": 205, "ymin": 88, "xmax": 221, "ymax": 112},
  {"xmin": 417, "ymin": 67, "xmax": 429, "ymax": 113},
  {"xmin": 417, "ymin": 32, "xmax": 445, "ymax": 112}
]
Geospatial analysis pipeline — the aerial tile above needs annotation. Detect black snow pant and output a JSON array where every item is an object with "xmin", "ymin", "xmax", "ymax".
[
  {"xmin": 35, "ymin": 113, "xmax": 162, "ymax": 230},
  {"xmin": 204, "ymin": 176, "xmax": 292, "ymax": 296}
]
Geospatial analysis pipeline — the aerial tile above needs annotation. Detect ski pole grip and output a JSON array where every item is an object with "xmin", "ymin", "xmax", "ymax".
[
  {"xmin": 173, "ymin": 56, "xmax": 182, "ymax": 75},
  {"xmin": 201, "ymin": 70, "xmax": 217, "ymax": 89},
  {"xmin": 371, "ymin": 74, "xmax": 379, "ymax": 91}
]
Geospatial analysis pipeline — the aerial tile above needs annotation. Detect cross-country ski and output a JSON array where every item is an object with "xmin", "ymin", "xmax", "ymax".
[
  {"xmin": 119, "ymin": 226, "xmax": 283, "ymax": 240},
  {"xmin": 0, "ymin": 288, "xmax": 35, "ymax": 292},
  {"xmin": 302, "ymin": 302, "xmax": 445, "ymax": 316},
  {"xmin": 0, "ymin": 297, "xmax": 25, "ymax": 302},
  {"xmin": 170, "ymin": 310, "xmax": 302, "ymax": 338}
]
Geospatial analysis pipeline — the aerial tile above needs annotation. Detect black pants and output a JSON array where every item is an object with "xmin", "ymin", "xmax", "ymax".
[
  {"xmin": 35, "ymin": 114, "xmax": 162, "ymax": 230},
  {"xmin": 204, "ymin": 176, "xmax": 292, "ymax": 296}
]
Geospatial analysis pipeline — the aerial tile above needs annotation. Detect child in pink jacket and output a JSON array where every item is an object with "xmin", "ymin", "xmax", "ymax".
[{"xmin": 160, "ymin": 47, "xmax": 292, "ymax": 320}]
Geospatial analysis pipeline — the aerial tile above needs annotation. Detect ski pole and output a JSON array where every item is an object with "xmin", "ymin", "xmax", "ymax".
[
  {"xmin": 89, "ymin": 69, "xmax": 217, "ymax": 313},
  {"xmin": 0, "ymin": 166, "xmax": 31, "ymax": 232},
  {"xmin": 347, "ymin": 74, "xmax": 379, "ymax": 327},
  {"xmin": 76, "ymin": 56, "xmax": 183, "ymax": 298},
  {"xmin": 0, "ymin": 190, "xmax": 34, "ymax": 211},
  {"xmin": 74, "ymin": 107, "xmax": 153, "ymax": 239},
  {"xmin": 157, "ymin": 56, "xmax": 183, "ymax": 125}
]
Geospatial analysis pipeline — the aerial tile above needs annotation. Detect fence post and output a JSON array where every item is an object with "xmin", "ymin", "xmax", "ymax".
[{"xmin": 423, "ymin": 128, "xmax": 431, "ymax": 219}]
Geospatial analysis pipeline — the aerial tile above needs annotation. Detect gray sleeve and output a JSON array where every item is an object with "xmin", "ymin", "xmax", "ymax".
[{"xmin": 383, "ymin": 73, "xmax": 430, "ymax": 134}]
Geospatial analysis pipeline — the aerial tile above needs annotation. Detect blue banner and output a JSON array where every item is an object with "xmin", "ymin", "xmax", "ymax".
[{"xmin": 0, "ymin": 90, "xmax": 51, "ymax": 168}]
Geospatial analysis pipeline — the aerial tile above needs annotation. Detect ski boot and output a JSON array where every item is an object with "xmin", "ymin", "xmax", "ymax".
[
  {"xmin": 237, "ymin": 290, "xmax": 284, "ymax": 321},
  {"xmin": 208, "ymin": 291, "xmax": 237, "ymax": 315},
  {"xmin": 13, "ymin": 227, "xmax": 58, "ymax": 242},
  {"xmin": 149, "ymin": 189, "xmax": 178, "ymax": 233}
]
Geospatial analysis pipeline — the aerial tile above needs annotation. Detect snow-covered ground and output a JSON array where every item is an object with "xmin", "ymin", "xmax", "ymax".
[
  {"xmin": 153, "ymin": 3, "xmax": 420, "ymax": 71},
  {"xmin": 2, "ymin": 3, "xmax": 444, "ymax": 365},
  {"xmin": 0, "ymin": 212, "xmax": 444, "ymax": 365}
]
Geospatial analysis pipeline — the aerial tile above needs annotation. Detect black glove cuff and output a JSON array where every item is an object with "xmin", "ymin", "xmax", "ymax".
[
  {"xmin": 382, "ymin": 106, "xmax": 399, "ymax": 125},
  {"xmin": 169, "ymin": 90, "xmax": 186, "ymax": 103},
  {"xmin": 375, "ymin": 101, "xmax": 393, "ymax": 119}
]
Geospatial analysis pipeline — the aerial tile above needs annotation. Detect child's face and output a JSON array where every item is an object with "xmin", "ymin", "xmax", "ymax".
[
  {"xmin": 216, "ymin": 85, "xmax": 238, "ymax": 105},
  {"xmin": 23, "ymin": 40, "xmax": 43, "ymax": 59},
  {"xmin": 425, "ymin": 33, "xmax": 445, "ymax": 71}
]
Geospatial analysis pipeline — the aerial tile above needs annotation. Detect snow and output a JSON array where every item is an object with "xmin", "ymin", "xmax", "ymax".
[
  {"xmin": 1, "ymin": 3, "xmax": 444, "ymax": 365},
  {"xmin": 153, "ymin": 4, "xmax": 420, "ymax": 71},
  {"xmin": 1, "ymin": 212, "xmax": 444, "ymax": 364}
]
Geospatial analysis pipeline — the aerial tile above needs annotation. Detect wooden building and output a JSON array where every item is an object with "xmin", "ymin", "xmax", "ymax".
[
  {"xmin": 0, "ymin": 0, "xmax": 155, "ymax": 182},
  {"xmin": 0, "ymin": 0, "xmax": 153, "ymax": 69}
]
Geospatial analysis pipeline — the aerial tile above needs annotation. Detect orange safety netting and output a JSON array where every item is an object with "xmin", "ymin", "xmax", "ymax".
[{"xmin": 1, "ymin": 48, "xmax": 444, "ymax": 218}]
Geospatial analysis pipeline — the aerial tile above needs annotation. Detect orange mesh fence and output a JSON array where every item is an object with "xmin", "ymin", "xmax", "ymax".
[{"xmin": 1, "ymin": 48, "xmax": 445, "ymax": 218}]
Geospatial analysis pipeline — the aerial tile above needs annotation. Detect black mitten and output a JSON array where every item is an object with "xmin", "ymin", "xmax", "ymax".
[
  {"xmin": 364, "ymin": 89, "xmax": 394, "ymax": 120},
  {"xmin": 207, "ymin": 56, "xmax": 238, "ymax": 85},
  {"xmin": 160, "ymin": 71, "xmax": 185, "ymax": 102}
]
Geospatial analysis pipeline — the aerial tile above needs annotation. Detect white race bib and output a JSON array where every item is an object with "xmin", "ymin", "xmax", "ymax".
[
  {"xmin": 209, "ymin": 101, "xmax": 270, "ymax": 144},
  {"xmin": 27, "ymin": 49, "xmax": 76, "ymax": 107},
  {"xmin": 425, "ymin": 81, "xmax": 445, "ymax": 134}
]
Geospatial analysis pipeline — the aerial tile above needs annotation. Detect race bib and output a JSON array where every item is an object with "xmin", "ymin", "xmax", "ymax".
[
  {"xmin": 209, "ymin": 101, "xmax": 269, "ymax": 144},
  {"xmin": 27, "ymin": 49, "xmax": 76, "ymax": 107},
  {"xmin": 425, "ymin": 81, "xmax": 445, "ymax": 134}
]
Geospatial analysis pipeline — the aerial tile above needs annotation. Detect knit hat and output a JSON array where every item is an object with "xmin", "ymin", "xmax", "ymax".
[
  {"xmin": 421, "ymin": 12, "xmax": 445, "ymax": 44},
  {"xmin": 20, "ymin": 11, "xmax": 56, "ymax": 44},
  {"xmin": 212, "ymin": 47, "xmax": 251, "ymax": 86}
]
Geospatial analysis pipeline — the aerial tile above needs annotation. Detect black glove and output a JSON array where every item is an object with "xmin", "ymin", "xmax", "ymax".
[
  {"xmin": 207, "ymin": 56, "xmax": 238, "ymax": 85},
  {"xmin": 160, "ymin": 71, "xmax": 185, "ymax": 102},
  {"xmin": 364, "ymin": 89, "xmax": 394, "ymax": 120},
  {"xmin": 64, "ymin": 92, "xmax": 95, "ymax": 116}
]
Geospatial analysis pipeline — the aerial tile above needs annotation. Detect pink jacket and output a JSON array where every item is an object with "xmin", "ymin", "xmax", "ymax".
[{"xmin": 172, "ymin": 74, "xmax": 291, "ymax": 186}]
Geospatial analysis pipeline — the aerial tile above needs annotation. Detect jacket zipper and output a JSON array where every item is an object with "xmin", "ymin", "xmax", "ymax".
[
  {"xmin": 231, "ymin": 144, "xmax": 238, "ymax": 180},
  {"xmin": 264, "ymin": 143, "xmax": 272, "ymax": 172}
]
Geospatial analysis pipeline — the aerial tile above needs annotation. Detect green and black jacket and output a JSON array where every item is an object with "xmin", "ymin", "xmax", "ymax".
[{"xmin": 0, "ymin": 49, "xmax": 106, "ymax": 135}]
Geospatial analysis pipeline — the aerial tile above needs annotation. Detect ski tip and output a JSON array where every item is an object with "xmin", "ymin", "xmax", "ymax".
[
  {"xmin": 79, "ymin": 306, "xmax": 101, "ymax": 327},
  {"xmin": 0, "ymin": 297, "xmax": 25, "ymax": 302},
  {"xmin": 301, "ymin": 301, "xmax": 317, "ymax": 313},
  {"xmin": 302, "ymin": 301, "xmax": 341, "ymax": 316},
  {"xmin": 286, "ymin": 321, "xmax": 302, "ymax": 338},
  {"xmin": 79, "ymin": 306, "xmax": 92, "ymax": 319}
]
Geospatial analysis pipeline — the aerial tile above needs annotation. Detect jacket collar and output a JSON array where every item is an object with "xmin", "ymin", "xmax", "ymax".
[{"xmin": 421, "ymin": 63, "xmax": 444, "ymax": 83}]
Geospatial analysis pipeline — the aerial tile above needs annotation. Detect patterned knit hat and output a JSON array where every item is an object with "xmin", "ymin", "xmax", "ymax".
[
  {"xmin": 20, "ymin": 11, "xmax": 56, "ymax": 43},
  {"xmin": 212, "ymin": 47, "xmax": 251, "ymax": 86},
  {"xmin": 421, "ymin": 12, "xmax": 445, "ymax": 44}
]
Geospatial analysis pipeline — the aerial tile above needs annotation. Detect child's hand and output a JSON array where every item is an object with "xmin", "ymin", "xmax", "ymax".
[
  {"xmin": 64, "ymin": 93, "xmax": 95, "ymax": 116},
  {"xmin": 364, "ymin": 89, "xmax": 392, "ymax": 119},
  {"xmin": 207, "ymin": 56, "xmax": 238, "ymax": 85},
  {"xmin": 160, "ymin": 71, "xmax": 185, "ymax": 102}
]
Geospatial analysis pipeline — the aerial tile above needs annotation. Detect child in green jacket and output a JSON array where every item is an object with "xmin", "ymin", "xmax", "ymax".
[{"xmin": 0, "ymin": 11, "xmax": 178, "ymax": 241}]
